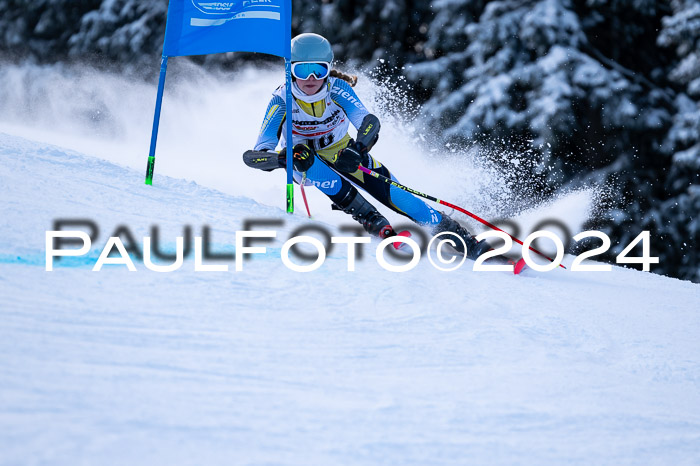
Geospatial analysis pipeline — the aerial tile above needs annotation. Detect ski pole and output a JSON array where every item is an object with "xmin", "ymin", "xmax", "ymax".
[{"xmin": 356, "ymin": 165, "xmax": 566, "ymax": 269}]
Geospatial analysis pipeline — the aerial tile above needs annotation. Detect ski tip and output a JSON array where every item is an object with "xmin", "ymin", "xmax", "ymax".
[
  {"xmin": 392, "ymin": 230, "xmax": 412, "ymax": 250},
  {"xmin": 513, "ymin": 257, "xmax": 528, "ymax": 275}
]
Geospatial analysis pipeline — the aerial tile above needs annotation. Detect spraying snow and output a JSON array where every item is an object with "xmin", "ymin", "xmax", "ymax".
[{"xmin": 0, "ymin": 61, "xmax": 599, "ymax": 241}]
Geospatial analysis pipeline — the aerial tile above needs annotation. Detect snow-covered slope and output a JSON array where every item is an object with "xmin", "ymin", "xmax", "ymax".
[{"xmin": 1, "ymin": 132, "xmax": 699, "ymax": 465}]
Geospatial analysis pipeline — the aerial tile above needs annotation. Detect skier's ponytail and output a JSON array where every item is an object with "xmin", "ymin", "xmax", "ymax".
[{"xmin": 330, "ymin": 69, "xmax": 358, "ymax": 87}]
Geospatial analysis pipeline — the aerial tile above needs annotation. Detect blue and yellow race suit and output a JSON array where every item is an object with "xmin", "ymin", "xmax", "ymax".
[{"xmin": 254, "ymin": 77, "xmax": 442, "ymax": 227}]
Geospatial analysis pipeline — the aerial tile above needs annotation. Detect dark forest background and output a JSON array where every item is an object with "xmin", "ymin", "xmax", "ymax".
[{"xmin": 1, "ymin": 0, "xmax": 698, "ymax": 282}]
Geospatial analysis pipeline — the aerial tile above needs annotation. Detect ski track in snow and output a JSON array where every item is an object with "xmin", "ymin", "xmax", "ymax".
[{"xmin": 1, "ymin": 131, "xmax": 700, "ymax": 465}]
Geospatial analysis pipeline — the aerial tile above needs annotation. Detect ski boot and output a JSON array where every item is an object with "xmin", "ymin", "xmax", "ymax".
[
  {"xmin": 333, "ymin": 189, "xmax": 394, "ymax": 238},
  {"xmin": 431, "ymin": 214, "xmax": 491, "ymax": 260}
]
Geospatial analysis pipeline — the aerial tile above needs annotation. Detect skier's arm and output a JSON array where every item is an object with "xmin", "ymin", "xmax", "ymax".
[
  {"xmin": 331, "ymin": 79, "xmax": 381, "ymax": 152},
  {"xmin": 355, "ymin": 114, "xmax": 380, "ymax": 152},
  {"xmin": 243, "ymin": 144, "xmax": 315, "ymax": 172},
  {"xmin": 331, "ymin": 79, "xmax": 371, "ymax": 127},
  {"xmin": 254, "ymin": 93, "xmax": 286, "ymax": 152}
]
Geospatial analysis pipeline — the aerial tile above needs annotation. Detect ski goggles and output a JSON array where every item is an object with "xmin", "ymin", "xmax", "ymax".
[{"xmin": 291, "ymin": 61, "xmax": 331, "ymax": 80}]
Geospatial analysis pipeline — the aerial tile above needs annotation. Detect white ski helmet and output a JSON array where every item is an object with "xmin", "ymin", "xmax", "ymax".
[{"xmin": 291, "ymin": 33, "xmax": 334, "ymax": 63}]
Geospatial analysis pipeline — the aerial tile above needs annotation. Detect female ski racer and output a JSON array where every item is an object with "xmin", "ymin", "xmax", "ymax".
[{"xmin": 247, "ymin": 33, "xmax": 489, "ymax": 259}]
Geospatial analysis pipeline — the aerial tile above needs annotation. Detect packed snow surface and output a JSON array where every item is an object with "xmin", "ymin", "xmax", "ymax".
[{"xmin": 1, "ymin": 131, "xmax": 699, "ymax": 465}]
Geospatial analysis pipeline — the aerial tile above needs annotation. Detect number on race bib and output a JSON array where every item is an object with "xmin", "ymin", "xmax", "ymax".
[{"xmin": 320, "ymin": 134, "xmax": 335, "ymax": 148}]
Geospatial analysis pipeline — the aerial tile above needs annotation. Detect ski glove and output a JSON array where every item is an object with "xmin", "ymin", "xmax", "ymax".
[
  {"xmin": 243, "ymin": 149, "xmax": 281, "ymax": 172},
  {"xmin": 332, "ymin": 139, "xmax": 367, "ymax": 173},
  {"xmin": 278, "ymin": 144, "xmax": 316, "ymax": 172}
]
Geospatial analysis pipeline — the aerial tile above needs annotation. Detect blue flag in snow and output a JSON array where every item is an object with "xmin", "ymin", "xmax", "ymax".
[{"xmin": 163, "ymin": 0, "xmax": 291, "ymax": 58}]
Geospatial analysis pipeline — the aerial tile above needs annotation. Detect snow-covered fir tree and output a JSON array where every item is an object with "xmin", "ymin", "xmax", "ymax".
[
  {"xmin": 0, "ymin": 0, "xmax": 101, "ymax": 59},
  {"xmin": 404, "ymin": 0, "xmax": 697, "ymax": 281},
  {"xmin": 652, "ymin": 0, "xmax": 699, "ymax": 281},
  {"xmin": 292, "ymin": 0, "xmax": 431, "ymax": 68}
]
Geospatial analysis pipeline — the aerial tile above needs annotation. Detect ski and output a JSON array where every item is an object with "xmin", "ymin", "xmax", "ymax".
[
  {"xmin": 432, "ymin": 248, "xmax": 529, "ymax": 276},
  {"xmin": 385, "ymin": 228, "xmax": 412, "ymax": 250},
  {"xmin": 480, "ymin": 254, "xmax": 529, "ymax": 275},
  {"xmin": 513, "ymin": 257, "xmax": 528, "ymax": 275}
]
